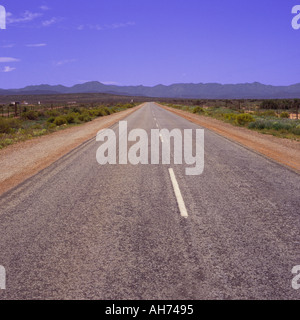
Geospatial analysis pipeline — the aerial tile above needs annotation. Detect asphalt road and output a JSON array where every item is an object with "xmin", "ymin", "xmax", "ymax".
[{"xmin": 0, "ymin": 102, "xmax": 299, "ymax": 300}]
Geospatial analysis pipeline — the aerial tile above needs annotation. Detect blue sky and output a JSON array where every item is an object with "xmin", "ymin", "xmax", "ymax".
[{"xmin": 0, "ymin": 0, "xmax": 299, "ymax": 89}]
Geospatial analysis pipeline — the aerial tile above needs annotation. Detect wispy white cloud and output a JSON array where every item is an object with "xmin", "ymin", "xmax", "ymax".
[
  {"xmin": 53, "ymin": 59, "xmax": 77, "ymax": 67},
  {"xmin": 77, "ymin": 21, "xmax": 135, "ymax": 31},
  {"xmin": 26, "ymin": 43, "xmax": 47, "ymax": 47},
  {"xmin": 7, "ymin": 11, "xmax": 43, "ymax": 24},
  {"xmin": 0, "ymin": 57, "xmax": 20, "ymax": 63},
  {"xmin": 110, "ymin": 22, "xmax": 136, "ymax": 29},
  {"xmin": 40, "ymin": 5, "xmax": 50, "ymax": 11},
  {"xmin": 1, "ymin": 44, "xmax": 15, "ymax": 48},
  {"xmin": 42, "ymin": 17, "xmax": 59, "ymax": 27},
  {"xmin": 6, "ymin": 8, "xmax": 62, "ymax": 28},
  {"xmin": 2, "ymin": 66, "xmax": 16, "ymax": 73}
]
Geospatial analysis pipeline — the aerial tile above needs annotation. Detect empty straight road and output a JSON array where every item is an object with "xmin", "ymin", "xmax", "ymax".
[{"xmin": 0, "ymin": 102, "xmax": 299, "ymax": 300}]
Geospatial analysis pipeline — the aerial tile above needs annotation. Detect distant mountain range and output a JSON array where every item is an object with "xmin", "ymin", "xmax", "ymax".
[{"xmin": 1, "ymin": 81, "xmax": 300, "ymax": 99}]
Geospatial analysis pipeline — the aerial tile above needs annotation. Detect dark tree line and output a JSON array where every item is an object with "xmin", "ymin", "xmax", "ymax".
[{"xmin": 260, "ymin": 99, "xmax": 300, "ymax": 111}]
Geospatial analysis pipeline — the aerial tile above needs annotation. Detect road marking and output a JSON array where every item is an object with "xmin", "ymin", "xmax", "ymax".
[{"xmin": 168, "ymin": 168, "xmax": 188, "ymax": 218}]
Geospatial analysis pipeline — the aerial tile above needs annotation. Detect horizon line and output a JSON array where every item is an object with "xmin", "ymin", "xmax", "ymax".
[{"xmin": 1, "ymin": 81, "xmax": 300, "ymax": 91}]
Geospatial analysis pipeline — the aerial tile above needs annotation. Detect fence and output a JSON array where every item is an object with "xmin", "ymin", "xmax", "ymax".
[{"xmin": 0, "ymin": 104, "xmax": 73, "ymax": 118}]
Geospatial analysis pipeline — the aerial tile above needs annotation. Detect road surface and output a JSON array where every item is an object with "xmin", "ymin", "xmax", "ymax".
[{"xmin": 0, "ymin": 102, "xmax": 299, "ymax": 300}]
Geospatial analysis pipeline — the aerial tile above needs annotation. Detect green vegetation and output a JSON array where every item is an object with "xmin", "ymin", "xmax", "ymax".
[
  {"xmin": 249, "ymin": 119, "xmax": 300, "ymax": 135},
  {"xmin": 280, "ymin": 112, "xmax": 290, "ymax": 119},
  {"xmin": 0, "ymin": 103, "xmax": 135, "ymax": 149},
  {"xmin": 235, "ymin": 114, "xmax": 255, "ymax": 125},
  {"xmin": 164, "ymin": 102, "xmax": 300, "ymax": 141},
  {"xmin": 192, "ymin": 106, "xmax": 205, "ymax": 114}
]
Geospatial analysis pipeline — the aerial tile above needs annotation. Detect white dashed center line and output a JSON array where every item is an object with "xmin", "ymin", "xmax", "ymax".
[{"xmin": 168, "ymin": 168, "xmax": 188, "ymax": 218}]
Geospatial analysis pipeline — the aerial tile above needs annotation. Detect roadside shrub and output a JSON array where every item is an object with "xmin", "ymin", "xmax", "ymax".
[
  {"xmin": 47, "ymin": 116, "xmax": 55, "ymax": 123},
  {"xmin": 292, "ymin": 125, "xmax": 300, "ymax": 135},
  {"xmin": 280, "ymin": 112, "xmax": 290, "ymax": 119},
  {"xmin": 78, "ymin": 108, "xmax": 86, "ymax": 115},
  {"xmin": 46, "ymin": 110, "xmax": 60, "ymax": 117},
  {"xmin": 249, "ymin": 120, "xmax": 272, "ymax": 130},
  {"xmin": 248, "ymin": 119, "xmax": 298, "ymax": 133},
  {"xmin": 53, "ymin": 116, "xmax": 67, "ymax": 126},
  {"xmin": 16, "ymin": 128, "xmax": 26, "ymax": 135},
  {"xmin": 224, "ymin": 113, "xmax": 237, "ymax": 121},
  {"xmin": 123, "ymin": 103, "xmax": 135, "ymax": 109},
  {"xmin": 255, "ymin": 110, "xmax": 277, "ymax": 117},
  {"xmin": 78, "ymin": 113, "xmax": 91, "ymax": 122},
  {"xmin": 65, "ymin": 113, "xmax": 76, "ymax": 124},
  {"xmin": 71, "ymin": 107, "xmax": 81, "ymax": 114},
  {"xmin": 272, "ymin": 121, "xmax": 292, "ymax": 131},
  {"xmin": 33, "ymin": 129, "xmax": 47, "ymax": 137},
  {"xmin": 47, "ymin": 123, "xmax": 56, "ymax": 129},
  {"xmin": 2, "ymin": 139, "xmax": 14, "ymax": 147},
  {"xmin": 38, "ymin": 111, "xmax": 45, "ymax": 118},
  {"xmin": 235, "ymin": 113, "xmax": 255, "ymax": 125},
  {"xmin": 192, "ymin": 106, "xmax": 204, "ymax": 114},
  {"xmin": 0, "ymin": 118, "xmax": 22, "ymax": 134},
  {"xmin": 104, "ymin": 107, "xmax": 112, "ymax": 115},
  {"xmin": 87, "ymin": 110, "xmax": 97, "ymax": 117},
  {"xmin": 98, "ymin": 108, "xmax": 109, "ymax": 116},
  {"xmin": 21, "ymin": 110, "xmax": 39, "ymax": 120},
  {"xmin": 94, "ymin": 109, "xmax": 105, "ymax": 117},
  {"xmin": 32, "ymin": 124, "xmax": 42, "ymax": 129},
  {"xmin": 264, "ymin": 110, "xmax": 277, "ymax": 117}
]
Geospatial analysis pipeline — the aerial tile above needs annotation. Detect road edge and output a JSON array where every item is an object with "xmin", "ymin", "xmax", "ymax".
[{"xmin": 156, "ymin": 103, "xmax": 300, "ymax": 175}]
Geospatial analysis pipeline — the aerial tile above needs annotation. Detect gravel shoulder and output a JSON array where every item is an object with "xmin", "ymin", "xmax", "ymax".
[
  {"xmin": 158, "ymin": 104, "xmax": 300, "ymax": 173},
  {"xmin": 0, "ymin": 105, "xmax": 143, "ymax": 195}
]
